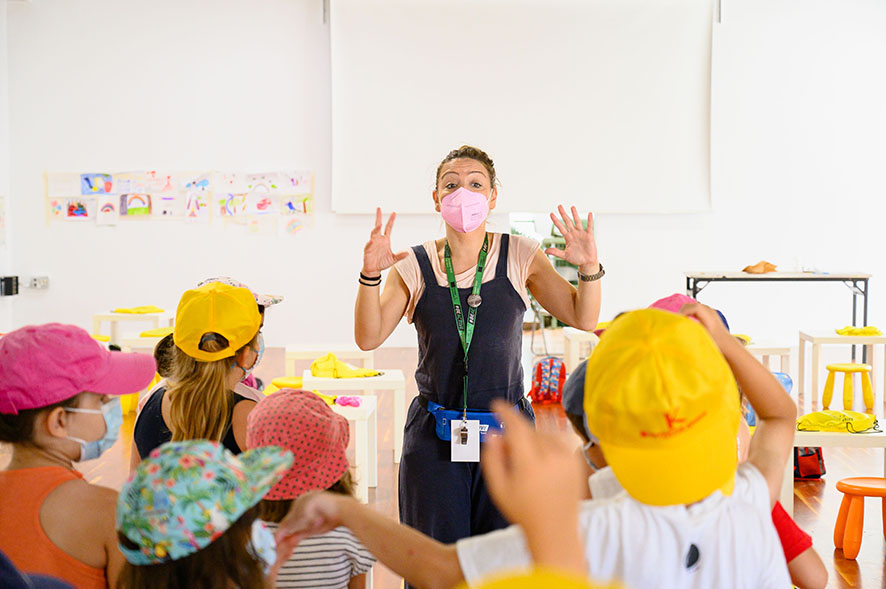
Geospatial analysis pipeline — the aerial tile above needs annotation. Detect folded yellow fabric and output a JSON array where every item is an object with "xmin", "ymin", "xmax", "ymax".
[
  {"xmin": 310, "ymin": 353, "xmax": 381, "ymax": 378},
  {"xmin": 140, "ymin": 326, "xmax": 174, "ymax": 338},
  {"xmin": 113, "ymin": 305, "xmax": 165, "ymax": 314},
  {"xmin": 90, "ymin": 334, "xmax": 111, "ymax": 342},
  {"xmin": 797, "ymin": 409, "xmax": 879, "ymax": 433},
  {"xmin": 836, "ymin": 325, "xmax": 883, "ymax": 336}
]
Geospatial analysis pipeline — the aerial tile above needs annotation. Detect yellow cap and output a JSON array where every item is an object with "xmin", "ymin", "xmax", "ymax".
[
  {"xmin": 465, "ymin": 569, "xmax": 615, "ymax": 589},
  {"xmin": 173, "ymin": 283, "xmax": 261, "ymax": 362},
  {"xmin": 584, "ymin": 309, "xmax": 740, "ymax": 506}
]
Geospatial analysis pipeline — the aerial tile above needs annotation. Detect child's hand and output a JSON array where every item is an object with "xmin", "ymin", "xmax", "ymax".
[
  {"xmin": 275, "ymin": 491, "xmax": 346, "ymax": 547},
  {"xmin": 679, "ymin": 302, "xmax": 736, "ymax": 352},
  {"xmin": 483, "ymin": 400, "xmax": 586, "ymax": 533}
]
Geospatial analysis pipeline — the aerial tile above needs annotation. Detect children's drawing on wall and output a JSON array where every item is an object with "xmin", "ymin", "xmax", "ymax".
[
  {"xmin": 281, "ymin": 195, "xmax": 313, "ymax": 215},
  {"xmin": 154, "ymin": 194, "xmax": 184, "ymax": 218},
  {"xmin": 247, "ymin": 215, "xmax": 277, "ymax": 234},
  {"xmin": 64, "ymin": 198, "xmax": 93, "ymax": 220},
  {"xmin": 96, "ymin": 196, "xmax": 119, "ymax": 226},
  {"xmin": 283, "ymin": 171, "xmax": 313, "ymax": 195},
  {"xmin": 120, "ymin": 194, "xmax": 152, "ymax": 216},
  {"xmin": 48, "ymin": 199, "xmax": 64, "ymax": 219},
  {"xmin": 215, "ymin": 172, "xmax": 247, "ymax": 194},
  {"xmin": 184, "ymin": 191, "xmax": 209, "ymax": 222},
  {"xmin": 114, "ymin": 172, "xmax": 149, "ymax": 195},
  {"xmin": 281, "ymin": 214, "xmax": 310, "ymax": 236},
  {"xmin": 80, "ymin": 173, "xmax": 113, "ymax": 195},
  {"xmin": 217, "ymin": 193, "xmax": 247, "ymax": 220},
  {"xmin": 245, "ymin": 193, "xmax": 278, "ymax": 216},
  {"xmin": 47, "ymin": 173, "xmax": 82, "ymax": 197}
]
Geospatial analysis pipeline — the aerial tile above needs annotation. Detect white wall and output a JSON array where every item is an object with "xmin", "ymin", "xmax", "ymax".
[
  {"xmin": 0, "ymin": 2, "xmax": 12, "ymax": 331},
  {"xmin": 6, "ymin": 0, "xmax": 886, "ymax": 361}
]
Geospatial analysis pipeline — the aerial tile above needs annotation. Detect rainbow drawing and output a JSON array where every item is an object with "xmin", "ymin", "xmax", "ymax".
[
  {"xmin": 284, "ymin": 218, "xmax": 303, "ymax": 234},
  {"xmin": 120, "ymin": 194, "xmax": 151, "ymax": 216},
  {"xmin": 100, "ymin": 203, "xmax": 116, "ymax": 214}
]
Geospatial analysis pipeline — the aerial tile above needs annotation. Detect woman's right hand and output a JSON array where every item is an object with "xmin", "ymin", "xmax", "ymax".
[{"xmin": 362, "ymin": 208, "xmax": 408, "ymax": 276}]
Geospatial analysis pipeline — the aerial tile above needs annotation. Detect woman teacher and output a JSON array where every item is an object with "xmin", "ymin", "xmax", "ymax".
[{"xmin": 354, "ymin": 145, "xmax": 602, "ymax": 550}]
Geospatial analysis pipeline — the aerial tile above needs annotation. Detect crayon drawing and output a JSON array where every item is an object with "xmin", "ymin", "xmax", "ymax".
[
  {"xmin": 96, "ymin": 196, "xmax": 119, "ymax": 226},
  {"xmin": 185, "ymin": 191, "xmax": 209, "ymax": 222},
  {"xmin": 80, "ymin": 173, "xmax": 113, "ymax": 195},
  {"xmin": 48, "ymin": 199, "xmax": 64, "ymax": 218},
  {"xmin": 154, "ymin": 194, "xmax": 183, "ymax": 218},
  {"xmin": 64, "ymin": 198, "xmax": 93, "ymax": 220},
  {"xmin": 281, "ymin": 195, "xmax": 313, "ymax": 215},
  {"xmin": 120, "ymin": 194, "xmax": 152, "ymax": 216},
  {"xmin": 217, "ymin": 193, "xmax": 247, "ymax": 217}
]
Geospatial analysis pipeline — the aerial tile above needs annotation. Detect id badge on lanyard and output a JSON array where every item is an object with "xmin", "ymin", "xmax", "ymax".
[{"xmin": 444, "ymin": 233, "xmax": 488, "ymax": 462}]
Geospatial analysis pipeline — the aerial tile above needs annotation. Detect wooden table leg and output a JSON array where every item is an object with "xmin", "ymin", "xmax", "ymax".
[
  {"xmin": 812, "ymin": 343, "xmax": 821, "ymax": 411},
  {"xmin": 798, "ymin": 336, "xmax": 806, "ymax": 413}
]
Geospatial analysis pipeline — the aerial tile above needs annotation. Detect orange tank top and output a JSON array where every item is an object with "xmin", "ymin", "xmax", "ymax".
[{"xmin": 0, "ymin": 466, "xmax": 107, "ymax": 589}]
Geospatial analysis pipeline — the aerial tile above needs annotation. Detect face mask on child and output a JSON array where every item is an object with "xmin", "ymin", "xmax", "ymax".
[
  {"xmin": 250, "ymin": 519, "xmax": 277, "ymax": 575},
  {"xmin": 234, "ymin": 333, "xmax": 264, "ymax": 382},
  {"xmin": 64, "ymin": 397, "xmax": 123, "ymax": 461}
]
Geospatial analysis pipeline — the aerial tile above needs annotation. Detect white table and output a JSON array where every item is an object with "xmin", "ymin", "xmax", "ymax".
[
  {"xmin": 781, "ymin": 430, "xmax": 886, "ymax": 517},
  {"xmin": 330, "ymin": 395, "xmax": 378, "ymax": 503},
  {"xmin": 93, "ymin": 312, "xmax": 172, "ymax": 345},
  {"xmin": 303, "ymin": 369, "xmax": 410, "ymax": 463},
  {"xmin": 562, "ymin": 327, "xmax": 600, "ymax": 373},
  {"xmin": 797, "ymin": 331, "xmax": 886, "ymax": 412},
  {"xmin": 119, "ymin": 336, "xmax": 166, "ymax": 353},
  {"xmin": 746, "ymin": 343, "xmax": 790, "ymax": 373},
  {"xmin": 285, "ymin": 345, "xmax": 374, "ymax": 376}
]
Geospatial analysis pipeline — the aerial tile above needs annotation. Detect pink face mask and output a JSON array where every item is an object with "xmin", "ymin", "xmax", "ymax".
[{"xmin": 439, "ymin": 187, "xmax": 490, "ymax": 233}]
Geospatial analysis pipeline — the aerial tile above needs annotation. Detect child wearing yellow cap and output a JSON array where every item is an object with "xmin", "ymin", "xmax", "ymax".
[{"xmin": 271, "ymin": 303, "xmax": 798, "ymax": 588}]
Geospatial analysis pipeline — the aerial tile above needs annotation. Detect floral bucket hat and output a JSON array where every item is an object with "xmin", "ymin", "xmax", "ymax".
[
  {"xmin": 196, "ymin": 276, "xmax": 284, "ymax": 308},
  {"xmin": 116, "ymin": 440, "xmax": 292, "ymax": 565}
]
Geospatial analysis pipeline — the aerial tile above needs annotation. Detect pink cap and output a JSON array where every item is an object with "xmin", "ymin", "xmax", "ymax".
[
  {"xmin": 0, "ymin": 323, "xmax": 157, "ymax": 415},
  {"xmin": 246, "ymin": 389, "xmax": 350, "ymax": 500},
  {"xmin": 649, "ymin": 293, "xmax": 697, "ymax": 314}
]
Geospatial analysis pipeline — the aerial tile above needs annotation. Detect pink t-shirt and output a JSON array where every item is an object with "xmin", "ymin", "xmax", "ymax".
[{"xmin": 393, "ymin": 233, "xmax": 540, "ymax": 323}]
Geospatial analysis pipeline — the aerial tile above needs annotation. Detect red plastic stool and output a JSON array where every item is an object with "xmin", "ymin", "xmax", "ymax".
[{"xmin": 833, "ymin": 477, "xmax": 886, "ymax": 559}]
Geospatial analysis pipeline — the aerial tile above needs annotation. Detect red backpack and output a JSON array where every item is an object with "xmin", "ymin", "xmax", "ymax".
[{"xmin": 528, "ymin": 356, "xmax": 566, "ymax": 405}]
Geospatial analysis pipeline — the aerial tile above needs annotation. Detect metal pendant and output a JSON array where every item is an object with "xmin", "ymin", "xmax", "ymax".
[{"xmin": 467, "ymin": 294, "xmax": 482, "ymax": 308}]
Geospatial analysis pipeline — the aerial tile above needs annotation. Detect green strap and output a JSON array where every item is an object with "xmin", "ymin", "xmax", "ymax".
[{"xmin": 444, "ymin": 233, "xmax": 489, "ymax": 417}]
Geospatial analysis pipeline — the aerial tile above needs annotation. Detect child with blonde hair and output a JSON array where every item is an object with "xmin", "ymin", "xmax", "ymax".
[
  {"xmin": 247, "ymin": 389, "xmax": 375, "ymax": 588},
  {"xmin": 0, "ymin": 324, "xmax": 155, "ymax": 588}
]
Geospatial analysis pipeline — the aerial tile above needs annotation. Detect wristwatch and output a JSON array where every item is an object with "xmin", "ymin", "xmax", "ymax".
[{"xmin": 577, "ymin": 263, "xmax": 605, "ymax": 282}]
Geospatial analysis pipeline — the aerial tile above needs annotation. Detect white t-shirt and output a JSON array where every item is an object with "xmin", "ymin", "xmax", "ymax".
[
  {"xmin": 264, "ymin": 523, "xmax": 375, "ymax": 588},
  {"xmin": 456, "ymin": 463, "xmax": 791, "ymax": 588}
]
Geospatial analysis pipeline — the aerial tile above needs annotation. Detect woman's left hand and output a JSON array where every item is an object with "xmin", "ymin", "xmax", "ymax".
[{"xmin": 545, "ymin": 205, "xmax": 598, "ymax": 272}]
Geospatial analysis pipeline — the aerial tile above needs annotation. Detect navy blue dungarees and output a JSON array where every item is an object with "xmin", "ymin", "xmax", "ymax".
[{"xmin": 399, "ymin": 233, "xmax": 535, "ymax": 550}]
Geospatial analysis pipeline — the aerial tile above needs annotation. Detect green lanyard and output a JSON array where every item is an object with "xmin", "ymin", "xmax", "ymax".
[{"xmin": 443, "ymin": 233, "xmax": 489, "ymax": 418}]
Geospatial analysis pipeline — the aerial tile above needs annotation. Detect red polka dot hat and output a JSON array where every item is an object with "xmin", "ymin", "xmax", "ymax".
[{"xmin": 246, "ymin": 389, "xmax": 351, "ymax": 500}]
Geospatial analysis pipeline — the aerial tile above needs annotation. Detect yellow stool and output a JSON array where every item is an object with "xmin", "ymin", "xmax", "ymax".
[
  {"xmin": 265, "ymin": 376, "xmax": 304, "ymax": 396},
  {"xmin": 822, "ymin": 363, "xmax": 874, "ymax": 413}
]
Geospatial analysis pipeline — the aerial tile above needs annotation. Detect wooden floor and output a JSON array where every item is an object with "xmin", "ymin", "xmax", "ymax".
[{"xmin": 2, "ymin": 333, "xmax": 885, "ymax": 588}]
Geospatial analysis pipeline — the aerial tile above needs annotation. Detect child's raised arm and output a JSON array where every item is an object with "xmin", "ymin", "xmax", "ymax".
[{"xmin": 681, "ymin": 303, "xmax": 797, "ymax": 508}]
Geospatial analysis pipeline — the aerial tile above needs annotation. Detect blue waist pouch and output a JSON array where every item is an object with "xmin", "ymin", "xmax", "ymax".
[{"xmin": 419, "ymin": 396, "xmax": 515, "ymax": 442}]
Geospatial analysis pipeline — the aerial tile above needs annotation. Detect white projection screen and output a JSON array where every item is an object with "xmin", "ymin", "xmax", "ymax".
[{"xmin": 331, "ymin": 0, "xmax": 713, "ymax": 214}]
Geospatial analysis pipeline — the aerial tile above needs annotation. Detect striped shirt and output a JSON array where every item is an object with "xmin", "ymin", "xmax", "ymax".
[{"xmin": 265, "ymin": 523, "xmax": 375, "ymax": 588}]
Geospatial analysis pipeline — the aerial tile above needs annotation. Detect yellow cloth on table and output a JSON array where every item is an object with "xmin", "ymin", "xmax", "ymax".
[
  {"xmin": 796, "ymin": 409, "xmax": 879, "ymax": 433},
  {"xmin": 310, "ymin": 353, "xmax": 381, "ymax": 378},
  {"xmin": 140, "ymin": 326, "xmax": 174, "ymax": 338},
  {"xmin": 836, "ymin": 325, "xmax": 883, "ymax": 336},
  {"xmin": 112, "ymin": 305, "xmax": 165, "ymax": 314},
  {"xmin": 90, "ymin": 334, "xmax": 111, "ymax": 342}
]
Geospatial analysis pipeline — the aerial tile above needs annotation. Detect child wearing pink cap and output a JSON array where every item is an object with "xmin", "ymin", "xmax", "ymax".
[
  {"xmin": 246, "ymin": 389, "xmax": 375, "ymax": 589},
  {"xmin": 0, "ymin": 324, "xmax": 156, "ymax": 589}
]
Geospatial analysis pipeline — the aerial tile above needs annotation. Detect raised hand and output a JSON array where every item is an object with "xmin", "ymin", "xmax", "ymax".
[
  {"xmin": 679, "ymin": 301, "xmax": 735, "ymax": 352},
  {"xmin": 544, "ymin": 205, "xmax": 598, "ymax": 271},
  {"xmin": 363, "ymin": 208, "xmax": 409, "ymax": 276}
]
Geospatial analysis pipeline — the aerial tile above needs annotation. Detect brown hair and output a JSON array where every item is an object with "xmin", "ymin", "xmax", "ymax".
[
  {"xmin": 153, "ymin": 334, "xmax": 176, "ymax": 379},
  {"xmin": 166, "ymin": 332, "xmax": 257, "ymax": 443},
  {"xmin": 435, "ymin": 145, "xmax": 497, "ymax": 189},
  {"xmin": 116, "ymin": 505, "xmax": 264, "ymax": 589},
  {"xmin": 0, "ymin": 393, "xmax": 83, "ymax": 445},
  {"xmin": 257, "ymin": 470, "xmax": 357, "ymax": 524}
]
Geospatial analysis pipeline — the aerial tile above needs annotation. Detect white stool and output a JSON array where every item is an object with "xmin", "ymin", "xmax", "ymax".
[
  {"xmin": 330, "ymin": 395, "xmax": 378, "ymax": 503},
  {"xmin": 798, "ymin": 331, "xmax": 886, "ymax": 412},
  {"xmin": 285, "ymin": 345, "xmax": 374, "ymax": 376},
  {"xmin": 746, "ymin": 343, "xmax": 790, "ymax": 373},
  {"xmin": 93, "ymin": 312, "xmax": 172, "ymax": 345},
  {"xmin": 562, "ymin": 327, "xmax": 600, "ymax": 373},
  {"xmin": 303, "ymin": 369, "xmax": 410, "ymax": 463}
]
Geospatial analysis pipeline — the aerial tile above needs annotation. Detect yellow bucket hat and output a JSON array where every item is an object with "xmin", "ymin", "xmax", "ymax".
[
  {"xmin": 173, "ymin": 283, "xmax": 262, "ymax": 362},
  {"xmin": 584, "ymin": 308, "xmax": 740, "ymax": 506}
]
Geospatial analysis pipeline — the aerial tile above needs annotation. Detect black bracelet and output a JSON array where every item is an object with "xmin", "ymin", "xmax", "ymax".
[
  {"xmin": 577, "ymin": 263, "xmax": 605, "ymax": 282},
  {"xmin": 359, "ymin": 277, "xmax": 381, "ymax": 287},
  {"xmin": 360, "ymin": 272, "xmax": 382, "ymax": 281}
]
